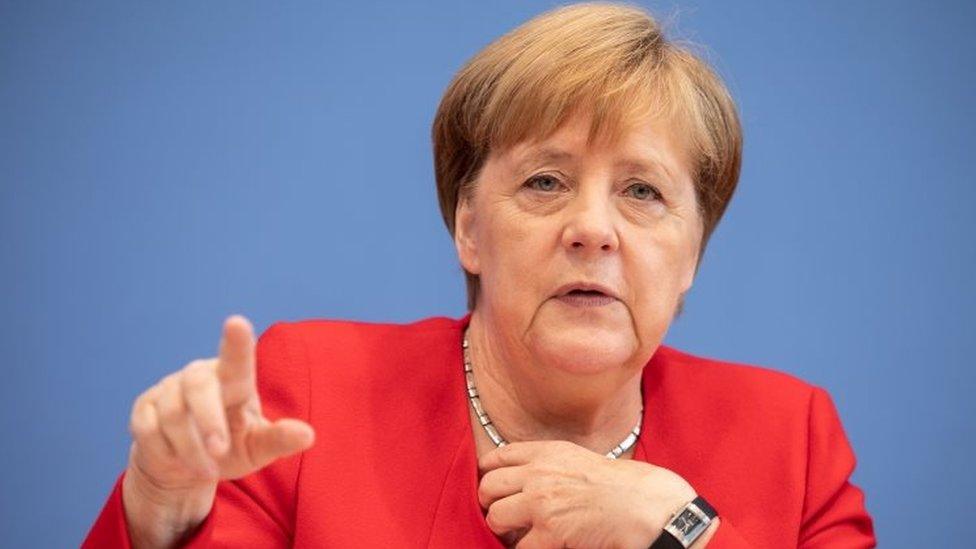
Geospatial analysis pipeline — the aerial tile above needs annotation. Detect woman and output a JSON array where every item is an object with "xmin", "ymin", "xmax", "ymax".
[{"xmin": 84, "ymin": 3, "xmax": 875, "ymax": 548}]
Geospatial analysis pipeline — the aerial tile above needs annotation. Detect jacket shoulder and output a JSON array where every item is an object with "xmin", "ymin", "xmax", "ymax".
[
  {"xmin": 655, "ymin": 344, "xmax": 816, "ymax": 389},
  {"xmin": 269, "ymin": 315, "xmax": 460, "ymax": 342},
  {"xmin": 650, "ymin": 344, "xmax": 821, "ymax": 417},
  {"xmin": 260, "ymin": 315, "xmax": 464, "ymax": 392}
]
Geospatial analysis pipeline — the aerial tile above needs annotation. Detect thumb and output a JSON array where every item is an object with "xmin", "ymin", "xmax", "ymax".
[{"xmin": 246, "ymin": 418, "xmax": 316, "ymax": 470}]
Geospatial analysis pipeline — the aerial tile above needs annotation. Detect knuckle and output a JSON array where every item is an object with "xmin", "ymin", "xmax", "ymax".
[
  {"xmin": 484, "ymin": 506, "xmax": 500, "ymax": 530},
  {"xmin": 180, "ymin": 367, "xmax": 213, "ymax": 393},
  {"xmin": 524, "ymin": 479, "xmax": 546, "ymax": 500},
  {"xmin": 182, "ymin": 359, "xmax": 209, "ymax": 374},
  {"xmin": 131, "ymin": 392, "xmax": 151, "ymax": 415},
  {"xmin": 129, "ymin": 411, "xmax": 153, "ymax": 439},
  {"xmin": 156, "ymin": 393, "xmax": 186, "ymax": 422},
  {"xmin": 161, "ymin": 372, "xmax": 180, "ymax": 388},
  {"xmin": 157, "ymin": 406, "xmax": 181, "ymax": 425},
  {"xmin": 477, "ymin": 483, "xmax": 490, "ymax": 507},
  {"xmin": 129, "ymin": 392, "xmax": 157, "ymax": 432},
  {"xmin": 540, "ymin": 492, "xmax": 559, "ymax": 519},
  {"xmin": 191, "ymin": 408, "xmax": 223, "ymax": 435}
]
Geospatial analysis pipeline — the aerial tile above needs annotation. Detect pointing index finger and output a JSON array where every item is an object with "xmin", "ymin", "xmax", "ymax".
[{"xmin": 217, "ymin": 314, "xmax": 257, "ymax": 406}]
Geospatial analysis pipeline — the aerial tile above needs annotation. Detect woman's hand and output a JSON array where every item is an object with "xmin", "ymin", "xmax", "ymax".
[
  {"xmin": 121, "ymin": 315, "xmax": 316, "ymax": 548},
  {"xmin": 478, "ymin": 440, "xmax": 718, "ymax": 549}
]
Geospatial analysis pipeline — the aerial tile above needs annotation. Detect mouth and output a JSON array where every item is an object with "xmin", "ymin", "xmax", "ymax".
[{"xmin": 553, "ymin": 283, "xmax": 619, "ymax": 307}]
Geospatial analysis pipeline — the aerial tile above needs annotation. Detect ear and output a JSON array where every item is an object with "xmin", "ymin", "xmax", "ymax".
[{"xmin": 454, "ymin": 193, "xmax": 481, "ymax": 276}]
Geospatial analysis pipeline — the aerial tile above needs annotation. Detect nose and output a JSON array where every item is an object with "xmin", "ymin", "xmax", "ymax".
[{"xmin": 560, "ymin": 189, "xmax": 620, "ymax": 254}]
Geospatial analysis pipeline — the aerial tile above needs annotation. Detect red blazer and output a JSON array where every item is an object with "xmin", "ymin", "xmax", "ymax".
[{"xmin": 83, "ymin": 315, "xmax": 876, "ymax": 548}]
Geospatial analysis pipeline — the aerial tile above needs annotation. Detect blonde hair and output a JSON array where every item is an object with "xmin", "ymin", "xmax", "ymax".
[{"xmin": 432, "ymin": 2, "xmax": 742, "ymax": 310}]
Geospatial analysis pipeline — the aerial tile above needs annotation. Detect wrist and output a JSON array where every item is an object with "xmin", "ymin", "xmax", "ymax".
[
  {"xmin": 626, "ymin": 464, "xmax": 697, "ymax": 549},
  {"xmin": 652, "ymin": 496, "xmax": 720, "ymax": 549},
  {"xmin": 122, "ymin": 465, "xmax": 216, "ymax": 548},
  {"xmin": 654, "ymin": 480, "xmax": 698, "ymax": 534}
]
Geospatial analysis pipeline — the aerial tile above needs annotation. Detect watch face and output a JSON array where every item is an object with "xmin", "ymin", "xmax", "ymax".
[{"xmin": 674, "ymin": 509, "xmax": 703, "ymax": 535}]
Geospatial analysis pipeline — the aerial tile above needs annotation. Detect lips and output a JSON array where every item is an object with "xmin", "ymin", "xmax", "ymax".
[
  {"xmin": 553, "ymin": 282, "xmax": 619, "ymax": 300},
  {"xmin": 553, "ymin": 282, "xmax": 619, "ymax": 308}
]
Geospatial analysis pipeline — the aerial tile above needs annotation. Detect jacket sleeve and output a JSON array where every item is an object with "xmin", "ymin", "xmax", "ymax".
[
  {"xmin": 797, "ymin": 387, "xmax": 876, "ymax": 548},
  {"xmin": 705, "ymin": 386, "xmax": 876, "ymax": 549},
  {"xmin": 82, "ymin": 322, "xmax": 311, "ymax": 548},
  {"xmin": 704, "ymin": 516, "xmax": 755, "ymax": 547}
]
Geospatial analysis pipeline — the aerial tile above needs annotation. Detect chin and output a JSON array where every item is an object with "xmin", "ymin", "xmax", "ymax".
[{"xmin": 526, "ymin": 315, "xmax": 637, "ymax": 376}]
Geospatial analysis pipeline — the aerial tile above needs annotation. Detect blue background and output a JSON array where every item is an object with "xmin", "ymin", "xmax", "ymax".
[{"xmin": 1, "ymin": 1, "xmax": 973, "ymax": 546}]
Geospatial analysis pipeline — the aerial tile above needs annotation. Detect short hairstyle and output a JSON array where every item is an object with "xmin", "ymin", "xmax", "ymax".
[{"xmin": 432, "ymin": 2, "xmax": 742, "ymax": 311}]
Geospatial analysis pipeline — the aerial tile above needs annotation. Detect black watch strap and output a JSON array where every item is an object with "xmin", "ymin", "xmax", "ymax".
[
  {"xmin": 649, "ymin": 531, "xmax": 684, "ymax": 549},
  {"xmin": 691, "ymin": 496, "xmax": 717, "ymax": 519},
  {"xmin": 649, "ymin": 496, "xmax": 718, "ymax": 549}
]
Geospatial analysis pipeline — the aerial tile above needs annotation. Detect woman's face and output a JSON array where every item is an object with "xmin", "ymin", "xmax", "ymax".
[{"xmin": 455, "ymin": 111, "xmax": 703, "ymax": 376}]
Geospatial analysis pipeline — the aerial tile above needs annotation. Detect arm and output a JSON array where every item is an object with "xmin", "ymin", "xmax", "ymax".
[
  {"xmin": 82, "ymin": 465, "xmax": 300, "ymax": 548},
  {"xmin": 698, "ymin": 516, "xmax": 753, "ymax": 548},
  {"xmin": 797, "ymin": 387, "xmax": 876, "ymax": 548},
  {"xmin": 700, "ymin": 387, "xmax": 875, "ymax": 549},
  {"xmin": 82, "ymin": 322, "xmax": 311, "ymax": 548}
]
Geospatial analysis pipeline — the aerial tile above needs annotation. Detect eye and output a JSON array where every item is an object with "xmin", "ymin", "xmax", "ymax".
[
  {"xmin": 624, "ymin": 182, "xmax": 662, "ymax": 201},
  {"xmin": 524, "ymin": 174, "xmax": 563, "ymax": 192}
]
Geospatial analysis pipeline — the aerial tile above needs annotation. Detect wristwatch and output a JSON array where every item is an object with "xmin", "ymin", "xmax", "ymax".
[{"xmin": 649, "ymin": 495, "xmax": 718, "ymax": 549}]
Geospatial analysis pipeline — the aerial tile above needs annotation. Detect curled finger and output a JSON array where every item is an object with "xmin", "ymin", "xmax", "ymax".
[
  {"xmin": 485, "ymin": 492, "xmax": 532, "ymax": 537},
  {"xmin": 479, "ymin": 465, "xmax": 528, "ymax": 509},
  {"xmin": 155, "ymin": 374, "xmax": 218, "ymax": 480},
  {"xmin": 129, "ymin": 386, "xmax": 174, "ymax": 461},
  {"xmin": 181, "ymin": 359, "xmax": 229, "ymax": 457}
]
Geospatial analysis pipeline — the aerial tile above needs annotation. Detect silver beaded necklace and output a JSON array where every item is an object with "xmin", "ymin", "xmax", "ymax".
[{"xmin": 462, "ymin": 327, "xmax": 643, "ymax": 460}]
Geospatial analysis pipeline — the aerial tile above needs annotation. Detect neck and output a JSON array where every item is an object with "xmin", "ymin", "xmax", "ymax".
[{"xmin": 464, "ymin": 310, "xmax": 644, "ymax": 454}]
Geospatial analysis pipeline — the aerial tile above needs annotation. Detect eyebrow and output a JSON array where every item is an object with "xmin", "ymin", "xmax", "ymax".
[
  {"xmin": 615, "ymin": 158, "xmax": 675, "ymax": 184},
  {"xmin": 515, "ymin": 147, "xmax": 676, "ymax": 184},
  {"xmin": 513, "ymin": 147, "xmax": 575, "ymax": 175}
]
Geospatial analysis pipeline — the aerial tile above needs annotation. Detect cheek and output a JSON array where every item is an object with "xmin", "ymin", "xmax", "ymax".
[
  {"xmin": 478, "ymin": 206, "xmax": 555, "ymax": 295},
  {"xmin": 624, "ymin": 229, "xmax": 696, "ymax": 330}
]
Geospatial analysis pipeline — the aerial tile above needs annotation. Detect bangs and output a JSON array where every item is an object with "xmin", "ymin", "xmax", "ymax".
[{"xmin": 460, "ymin": 5, "xmax": 693, "ymax": 153}]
